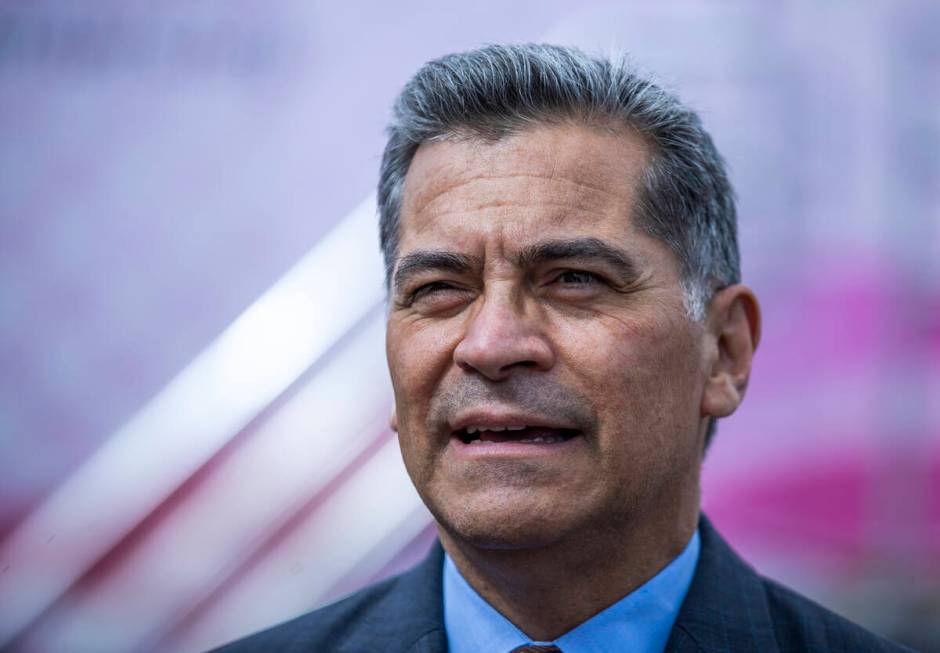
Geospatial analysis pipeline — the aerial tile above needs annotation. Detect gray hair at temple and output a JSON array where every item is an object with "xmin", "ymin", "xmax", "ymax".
[{"xmin": 377, "ymin": 42, "xmax": 741, "ymax": 321}]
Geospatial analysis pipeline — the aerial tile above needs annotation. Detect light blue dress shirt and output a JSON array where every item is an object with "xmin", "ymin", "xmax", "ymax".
[{"xmin": 443, "ymin": 530, "xmax": 700, "ymax": 653}]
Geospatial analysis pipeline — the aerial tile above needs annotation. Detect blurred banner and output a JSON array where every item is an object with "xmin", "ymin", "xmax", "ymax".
[{"xmin": 1, "ymin": 1, "xmax": 938, "ymax": 651}]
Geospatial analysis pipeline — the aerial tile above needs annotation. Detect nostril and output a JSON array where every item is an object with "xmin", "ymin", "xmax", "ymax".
[{"xmin": 454, "ymin": 353, "xmax": 549, "ymax": 380}]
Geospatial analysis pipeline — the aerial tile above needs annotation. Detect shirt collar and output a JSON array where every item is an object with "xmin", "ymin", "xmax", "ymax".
[{"xmin": 443, "ymin": 529, "xmax": 700, "ymax": 653}]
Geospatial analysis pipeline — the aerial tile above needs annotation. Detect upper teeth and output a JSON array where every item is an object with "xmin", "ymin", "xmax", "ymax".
[{"xmin": 465, "ymin": 425, "xmax": 526, "ymax": 434}]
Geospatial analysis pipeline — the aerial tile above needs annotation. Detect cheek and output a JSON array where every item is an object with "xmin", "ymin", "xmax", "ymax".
[
  {"xmin": 387, "ymin": 327, "xmax": 440, "ymax": 488},
  {"xmin": 387, "ymin": 320, "xmax": 458, "ymax": 425},
  {"xmin": 555, "ymin": 313, "xmax": 702, "ymax": 435},
  {"xmin": 554, "ymin": 313, "xmax": 667, "ymax": 390}
]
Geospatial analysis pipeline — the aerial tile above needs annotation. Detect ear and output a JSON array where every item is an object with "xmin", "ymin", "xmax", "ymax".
[
  {"xmin": 389, "ymin": 407, "xmax": 399, "ymax": 433},
  {"xmin": 701, "ymin": 284, "xmax": 761, "ymax": 419}
]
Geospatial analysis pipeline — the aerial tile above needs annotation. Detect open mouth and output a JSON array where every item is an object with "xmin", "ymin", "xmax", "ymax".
[{"xmin": 454, "ymin": 425, "xmax": 581, "ymax": 445}]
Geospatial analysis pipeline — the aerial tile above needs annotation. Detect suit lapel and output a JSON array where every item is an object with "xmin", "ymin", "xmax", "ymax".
[
  {"xmin": 344, "ymin": 516, "xmax": 779, "ymax": 653},
  {"xmin": 665, "ymin": 516, "xmax": 780, "ymax": 653},
  {"xmin": 339, "ymin": 543, "xmax": 448, "ymax": 653}
]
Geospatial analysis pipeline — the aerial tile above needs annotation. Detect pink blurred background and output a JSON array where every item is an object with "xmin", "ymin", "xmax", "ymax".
[{"xmin": 1, "ymin": 1, "xmax": 938, "ymax": 651}]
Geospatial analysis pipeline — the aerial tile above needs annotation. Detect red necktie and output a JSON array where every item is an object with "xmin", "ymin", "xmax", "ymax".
[{"xmin": 509, "ymin": 646, "xmax": 561, "ymax": 653}]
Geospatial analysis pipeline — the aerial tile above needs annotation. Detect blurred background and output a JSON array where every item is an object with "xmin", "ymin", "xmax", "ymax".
[{"xmin": 1, "ymin": 0, "xmax": 938, "ymax": 651}]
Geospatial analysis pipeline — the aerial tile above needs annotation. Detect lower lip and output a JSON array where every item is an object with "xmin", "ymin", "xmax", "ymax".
[{"xmin": 449, "ymin": 433, "xmax": 584, "ymax": 458}]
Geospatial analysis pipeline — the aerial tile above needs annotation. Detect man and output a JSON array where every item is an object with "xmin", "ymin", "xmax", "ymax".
[{"xmin": 215, "ymin": 44, "xmax": 910, "ymax": 652}]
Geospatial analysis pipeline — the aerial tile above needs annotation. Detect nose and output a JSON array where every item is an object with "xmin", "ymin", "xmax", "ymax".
[{"xmin": 453, "ymin": 289, "xmax": 555, "ymax": 381}]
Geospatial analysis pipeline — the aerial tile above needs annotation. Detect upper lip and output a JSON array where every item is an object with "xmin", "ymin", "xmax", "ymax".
[{"xmin": 449, "ymin": 410, "xmax": 580, "ymax": 434}]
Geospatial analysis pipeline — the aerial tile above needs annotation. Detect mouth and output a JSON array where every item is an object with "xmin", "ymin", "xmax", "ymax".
[{"xmin": 453, "ymin": 425, "xmax": 581, "ymax": 445}]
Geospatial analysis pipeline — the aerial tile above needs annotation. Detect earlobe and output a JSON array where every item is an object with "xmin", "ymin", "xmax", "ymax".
[
  {"xmin": 389, "ymin": 408, "xmax": 399, "ymax": 433},
  {"xmin": 701, "ymin": 285, "xmax": 761, "ymax": 419}
]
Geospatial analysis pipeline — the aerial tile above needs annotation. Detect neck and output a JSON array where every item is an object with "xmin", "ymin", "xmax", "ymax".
[{"xmin": 440, "ymin": 502, "xmax": 700, "ymax": 642}]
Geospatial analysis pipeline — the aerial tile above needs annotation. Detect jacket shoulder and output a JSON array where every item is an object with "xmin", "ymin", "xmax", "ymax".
[
  {"xmin": 761, "ymin": 576, "xmax": 914, "ymax": 653},
  {"xmin": 207, "ymin": 543, "xmax": 446, "ymax": 653},
  {"xmin": 670, "ymin": 517, "xmax": 914, "ymax": 653},
  {"xmin": 208, "ymin": 575, "xmax": 402, "ymax": 652}
]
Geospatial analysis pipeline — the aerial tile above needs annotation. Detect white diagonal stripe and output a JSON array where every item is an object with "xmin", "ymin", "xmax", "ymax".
[{"xmin": 0, "ymin": 196, "xmax": 384, "ymax": 646}]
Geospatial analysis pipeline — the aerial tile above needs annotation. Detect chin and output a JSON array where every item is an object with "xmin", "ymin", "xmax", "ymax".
[
  {"xmin": 442, "ymin": 518, "xmax": 561, "ymax": 550},
  {"xmin": 432, "ymin": 493, "xmax": 577, "ymax": 550}
]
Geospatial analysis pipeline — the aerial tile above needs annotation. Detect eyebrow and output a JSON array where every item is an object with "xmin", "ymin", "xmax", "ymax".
[
  {"xmin": 392, "ymin": 250, "xmax": 477, "ymax": 293},
  {"xmin": 516, "ymin": 237, "xmax": 642, "ymax": 282},
  {"xmin": 391, "ymin": 237, "xmax": 641, "ymax": 293}
]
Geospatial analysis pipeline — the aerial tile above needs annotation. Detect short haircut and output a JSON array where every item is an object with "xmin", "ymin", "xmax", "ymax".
[{"xmin": 378, "ymin": 43, "xmax": 740, "ymax": 445}]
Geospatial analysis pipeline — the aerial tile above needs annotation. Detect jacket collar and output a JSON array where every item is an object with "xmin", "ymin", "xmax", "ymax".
[
  {"xmin": 665, "ymin": 516, "xmax": 780, "ymax": 653},
  {"xmin": 349, "ymin": 515, "xmax": 778, "ymax": 653},
  {"xmin": 338, "ymin": 543, "xmax": 448, "ymax": 653}
]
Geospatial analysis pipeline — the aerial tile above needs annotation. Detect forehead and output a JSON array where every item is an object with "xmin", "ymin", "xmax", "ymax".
[{"xmin": 399, "ymin": 124, "xmax": 650, "ymax": 248}]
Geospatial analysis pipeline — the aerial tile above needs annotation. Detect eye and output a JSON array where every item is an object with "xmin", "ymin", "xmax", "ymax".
[
  {"xmin": 403, "ymin": 281, "xmax": 474, "ymax": 314},
  {"xmin": 553, "ymin": 270, "xmax": 602, "ymax": 285},
  {"xmin": 409, "ymin": 281, "xmax": 456, "ymax": 302},
  {"xmin": 543, "ymin": 269, "xmax": 612, "ymax": 302}
]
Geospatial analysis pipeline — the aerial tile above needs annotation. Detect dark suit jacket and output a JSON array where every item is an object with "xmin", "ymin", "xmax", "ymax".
[{"xmin": 211, "ymin": 517, "xmax": 913, "ymax": 652}]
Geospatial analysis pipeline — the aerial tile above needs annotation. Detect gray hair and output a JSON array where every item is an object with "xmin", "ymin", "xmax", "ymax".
[{"xmin": 377, "ymin": 42, "xmax": 740, "ymax": 321}]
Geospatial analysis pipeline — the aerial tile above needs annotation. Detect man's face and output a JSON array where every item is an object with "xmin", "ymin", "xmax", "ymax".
[{"xmin": 386, "ymin": 124, "xmax": 711, "ymax": 549}]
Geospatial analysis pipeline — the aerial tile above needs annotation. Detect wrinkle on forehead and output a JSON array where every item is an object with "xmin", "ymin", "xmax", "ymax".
[
  {"xmin": 401, "ymin": 124, "xmax": 650, "ymax": 236},
  {"xmin": 413, "ymin": 174, "xmax": 622, "ymax": 221}
]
